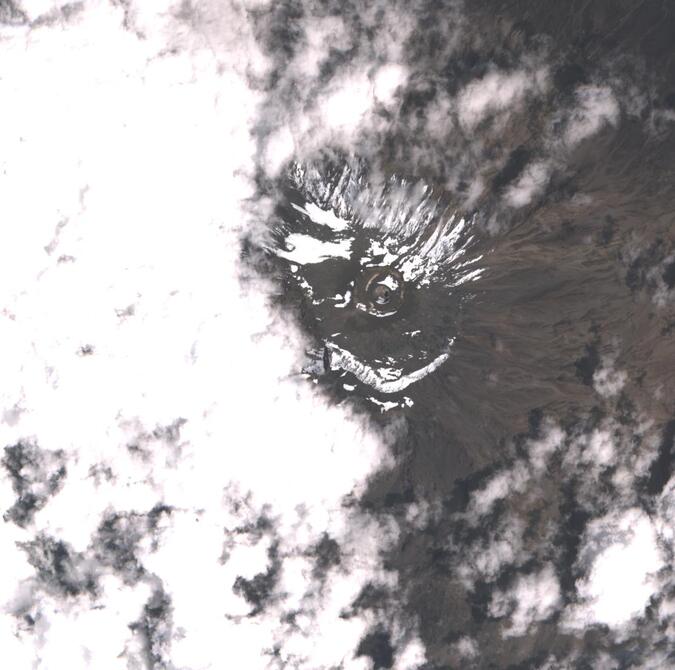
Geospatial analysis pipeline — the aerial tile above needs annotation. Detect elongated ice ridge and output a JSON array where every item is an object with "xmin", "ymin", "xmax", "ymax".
[{"xmin": 324, "ymin": 342, "xmax": 452, "ymax": 394}]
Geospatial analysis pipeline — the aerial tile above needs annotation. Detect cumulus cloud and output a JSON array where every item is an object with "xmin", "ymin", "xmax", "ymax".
[
  {"xmin": 10, "ymin": 0, "xmax": 62, "ymax": 21},
  {"xmin": 373, "ymin": 63, "xmax": 407, "ymax": 106},
  {"xmin": 456, "ymin": 514, "xmax": 528, "ymax": 588},
  {"xmin": 257, "ymin": 58, "xmax": 408, "ymax": 175},
  {"xmin": 468, "ymin": 463, "xmax": 531, "ymax": 518},
  {"xmin": 452, "ymin": 411, "xmax": 669, "ymax": 648},
  {"xmin": 535, "ymin": 654, "xmax": 579, "ymax": 670},
  {"xmin": 456, "ymin": 415, "xmax": 670, "ymax": 647},
  {"xmin": 319, "ymin": 70, "xmax": 377, "ymax": 132},
  {"xmin": 593, "ymin": 358, "xmax": 627, "ymax": 398},
  {"xmin": 452, "ymin": 424, "xmax": 566, "ymax": 590},
  {"xmin": 0, "ymin": 3, "xmax": 424, "ymax": 668},
  {"xmin": 307, "ymin": 63, "xmax": 408, "ymax": 153},
  {"xmin": 249, "ymin": 4, "xmax": 413, "ymax": 177},
  {"xmin": 457, "ymin": 68, "xmax": 547, "ymax": 130},
  {"xmin": 563, "ymin": 508, "xmax": 663, "ymax": 631},
  {"xmin": 560, "ymin": 425, "xmax": 622, "ymax": 487},
  {"xmin": 4, "ymin": 1, "xmax": 674, "ymax": 666},
  {"xmin": 504, "ymin": 161, "xmax": 551, "ymax": 208},
  {"xmin": 466, "ymin": 423, "xmax": 564, "ymax": 522},
  {"xmin": 294, "ymin": 15, "xmax": 351, "ymax": 79},
  {"xmin": 262, "ymin": 124, "xmax": 296, "ymax": 177},
  {"xmin": 489, "ymin": 564, "xmax": 562, "ymax": 637},
  {"xmin": 646, "ymin": 253, "xmax": 675, "ymax": 307},
  {"xmin": 564, "ymin": 85, "xmax": 620, "ymax": 146},
  {"xmin": 452, "ymin": 635, "xmax": 478, "ymax": 659}
]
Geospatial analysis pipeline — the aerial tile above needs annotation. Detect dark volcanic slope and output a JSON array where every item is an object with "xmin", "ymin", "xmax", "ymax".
[
  {"xmin": 3, "ymin": 2, "xmax": 675, "ymax": 669},
  {"xmin": 249, "ymin": 1, "xmax": 675, "ymax": 667}
]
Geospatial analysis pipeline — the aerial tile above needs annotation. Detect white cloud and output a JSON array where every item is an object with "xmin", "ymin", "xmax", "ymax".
[
  {"xmin": 319, "ymin": 71, "xmax": 374, "ymax": 131},
  {"xmin": 404, "ymin": 500, "xmax": 435, "ymax": 530},
  {"xmin": 0, "ymin": 3, "xmax": 424, "ymax": 668},
  {"xmin": 504, "ymin": 161, "xmax": 551, "ymax": 208},
  {"xmin": 468, "ymin": 463, "xmax": 530, "ymax": 518},
  {"xmin": 13, "ymin": 0, "xmax": 63, "ymax": 21},
  {"xmin": 564, "ymin": 508, "xmax": 663, "ymax": 630},
  {"xmin": 277, "ymin": 232, "xmax": 353, "ymax": 264},
  {"xmin": 489, "ymin": 564, "xmax": 562, "ymax": 637},
  {"xmin": 527, "ymin": 424, "xmax": 565, "ymax": 474},
  {"xmin": 593, "ymin": 357, "xmax": 627, "ymax": 398},
  {"xmin": 535, "ymin": 655, "xmax": 578, "ymax": 670},
  {"xmin": 295, "ymin": 16, "xmax": 351, "ymax": 79},
  {"xmin": 467, "ymin": 423, "xmax": 563, "ymax": 520},
  {"xmin": 263, "ymin": 125, "xmax": 296, "ymax": 177},
  {"xmin": 451, "ymin": 635, "xmax": 479, "ymax": 660},
  {"xmin": 424, "ymin": 92, "xmax": 455, "ymax": 140},
  {"xmin": 583, "ymin": 429, "xmax": 616, "ymax": 467},
  {"xmin": 561, "ymin": 427, "xmax": 618, "ymax": 479},
  {"xmin": 564, "ymin": 85, "xmax": 620, "ymax": 146},
  {"xmin": 456, "ymin": 514, "xmax": 528, "ymax": 587},
  {"xmin": 646, "ymin": 254, "xmax": 675, "ymax": 308},
  {"xmin": 591, "ymin": 653, "xmax": 620, "ymax": 670},
  {"xmin": 457, "ymin": 69, "xmax": 547, "ymax": 129},
  {"xmin": 373, "ymin": 63, "xmax": 407, "ymax": 106}
]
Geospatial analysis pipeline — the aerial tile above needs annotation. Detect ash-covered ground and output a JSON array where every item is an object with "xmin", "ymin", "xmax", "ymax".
[{"xmin": 1, "ymin": 1, "xmax": 675, "ymax": 669}]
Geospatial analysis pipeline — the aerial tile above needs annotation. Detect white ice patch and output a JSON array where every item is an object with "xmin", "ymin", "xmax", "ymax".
[
  {"xmin": 289, "ymin": 163, "xmax": 485, "ymax": 289},
  {"xmin": 277, "ymin": 232, "xmax": 353, "ymax": 264},
  {"xmin": 333, "ymin": 289, "xmax": 352, "ymax": 308},
  {"xmin": 294, "ymin": 201, "xmax": 352, "ymax": 232},
  {"xmin": 395, "ymin": 214, "xmax": 484, "ymax": 286},
  {"xmin": 369, "ymin": 397, "xmax": 401, "ymax": 412},
  {"xmin": 378, "ymin": 274, "xmax": 401, "ymax": 292}
]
